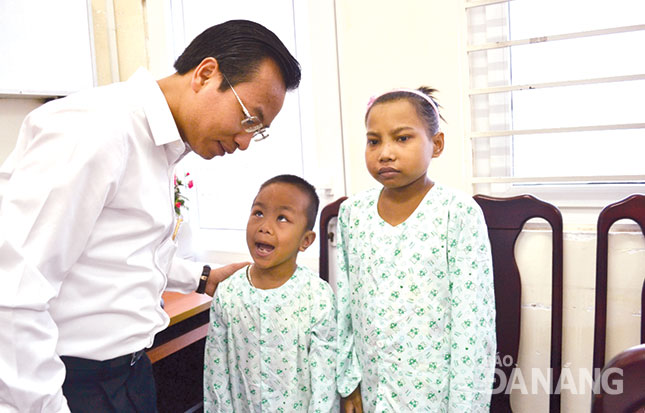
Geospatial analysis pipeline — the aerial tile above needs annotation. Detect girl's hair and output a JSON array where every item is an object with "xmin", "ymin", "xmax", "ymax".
[{"xmin": 365, "ymin": 87, "xmax": 444, "ymax": 136}]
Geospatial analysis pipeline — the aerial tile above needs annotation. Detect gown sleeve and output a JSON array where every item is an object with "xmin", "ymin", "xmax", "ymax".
[
  {"xmin": 203, "ymin": 291, "xmax": 234, "ymax": 413},
  {"xmin": 445, "ymin": 198, "xmax": 497, "ymax": 412},
  {"xmin": 334, "ymin": 200, "xmax": 362, "ymax": 397},
  {"xmin": 308, "ymin": 282, "xmax": 340, "ymax": 413}
]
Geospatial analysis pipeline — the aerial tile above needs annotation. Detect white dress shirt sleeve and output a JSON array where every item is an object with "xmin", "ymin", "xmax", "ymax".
[
  {"xmin": 165, "ymin": 256, "xmax": 203, "ymax": 293},
  {"xmin": 0, "ymin": 108, "xmax": 125, "ymax": 412}
]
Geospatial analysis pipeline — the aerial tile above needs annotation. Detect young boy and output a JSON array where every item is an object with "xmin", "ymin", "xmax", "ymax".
[{"xmin": 204, "ymin": 174, "xmax": 338, "ymax": 412}]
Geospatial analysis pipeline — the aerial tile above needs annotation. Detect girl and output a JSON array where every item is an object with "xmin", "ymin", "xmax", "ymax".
[{"xmin": 335, "ymin": 87, "xmax": 496, "ymax": 412}]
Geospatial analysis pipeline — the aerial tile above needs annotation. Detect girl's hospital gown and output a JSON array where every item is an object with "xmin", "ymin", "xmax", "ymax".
[
  {"xmin": 204, "ymin": 265, "xmax": 338, "ymax": 413},
  {"xmin": 335, "ymin": 183, "xmax": 497, "ymax": 412}
]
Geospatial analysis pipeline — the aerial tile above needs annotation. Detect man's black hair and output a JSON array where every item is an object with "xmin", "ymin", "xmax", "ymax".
[{"xmin": 174, "ymin": 19, "xmax": 301, "ymax": 91}]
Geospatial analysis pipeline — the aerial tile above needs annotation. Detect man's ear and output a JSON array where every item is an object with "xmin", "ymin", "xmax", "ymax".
[
  {"xmin": 190, "ymin": 57, "xmax": 219, "ymax": 93},
  {"xmin": 298, "ymin": 231, "xmax": 317, "ymax": 252},
  {"xmin": 431, "ymin": 132, "xmax": 445, "ymax": 158}
]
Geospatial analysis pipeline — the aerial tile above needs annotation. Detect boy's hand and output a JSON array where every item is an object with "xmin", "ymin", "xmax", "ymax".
[
  {"xmin": 342, "ymin": 386, "xmax": 363, "ymax": 413},
  {"xmin": 205, "ymin": 262, "xmax": 250, "ymax": 296}
]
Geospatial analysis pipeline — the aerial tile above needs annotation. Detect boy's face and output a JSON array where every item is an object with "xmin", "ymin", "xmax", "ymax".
[{"xmin": 246, "ymin": 182, "xmax": 315, "ymax": 272}]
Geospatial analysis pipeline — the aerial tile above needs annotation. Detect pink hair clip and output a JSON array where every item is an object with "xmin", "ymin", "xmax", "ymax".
[{"xmin": 366, "ymin": 95, "xmax": 378, "ymax": 110}]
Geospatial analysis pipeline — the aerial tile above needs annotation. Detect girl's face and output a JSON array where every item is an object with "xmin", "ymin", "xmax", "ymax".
[{"xmin": 365, "ymin": 99, "xmax": 444, "ymax": 189}]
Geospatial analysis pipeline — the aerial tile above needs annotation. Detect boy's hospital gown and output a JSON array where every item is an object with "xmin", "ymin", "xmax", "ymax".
[
  {"xmin": 204, "ymin": 265, "xmax": 338, "ymax": 413},
  {"xmin": 335, "ymin": 184, "xmax": 496, "ymax": 412}
]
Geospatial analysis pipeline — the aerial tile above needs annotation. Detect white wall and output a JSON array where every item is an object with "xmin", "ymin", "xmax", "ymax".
[
  {"xmin": 0, "ymin": 98, "xmax": 42, "ymax": 161},
  {"xmin": 511, "ymin": 225, "xmax": 645, "ymax": 412},
  {"xmin": 334, "ymin": 0, "xmax": 471, "ymax": 195}
]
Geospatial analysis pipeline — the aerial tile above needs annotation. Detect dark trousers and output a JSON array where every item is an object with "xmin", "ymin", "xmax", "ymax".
[{"xmin": 61, "ymin": 351, "xmax": 157, "ymax": 413}]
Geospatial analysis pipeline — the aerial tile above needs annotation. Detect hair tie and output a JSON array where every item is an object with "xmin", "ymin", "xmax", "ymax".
[{"xmin": 366, "ymin": 88, "xmax": 440, "ymax": 120}]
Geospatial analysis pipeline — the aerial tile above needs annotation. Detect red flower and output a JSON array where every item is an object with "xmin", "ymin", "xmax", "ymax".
[{"xmin": 173, "ymin": 171, "xmax": 193, "ymax": 216}]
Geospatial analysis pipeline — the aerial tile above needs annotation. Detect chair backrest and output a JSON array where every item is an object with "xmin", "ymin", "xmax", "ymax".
[
  {"xmin": 591, "ymin": 343, "xmax": 645, "ymax": 413},
  {"xmin": 473, "ymin": 194, "xmax": 564, "ymax": 413},
  {"xmin": 318, "ymin": 196, "xmax": 347, "ymax": 283},
  {"xmin": 592, "ymin": 194, "xmax": 645, "ymax": 375}
]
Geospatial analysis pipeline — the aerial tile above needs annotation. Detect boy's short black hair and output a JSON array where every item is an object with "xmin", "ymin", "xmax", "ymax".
[
  {"xmin": 173, "ymin": 19, "xmax": 301, "ymax": 91},
  {"xmin": 258, "ymin": 174, "xmax": 319, "ymax": 231}
]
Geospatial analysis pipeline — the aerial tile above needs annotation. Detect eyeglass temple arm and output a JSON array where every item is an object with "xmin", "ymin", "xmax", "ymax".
[{"xmin": 222, "ymin": 73, "xmax": 252, "ymax": 118}]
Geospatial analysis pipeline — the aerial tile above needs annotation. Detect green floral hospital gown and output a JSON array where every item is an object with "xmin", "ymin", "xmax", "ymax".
[
  {"xmin": 204, "ymin": 265, "xmax": 339, "ymax": 413},
  {"xmin": 335, "ymin": 184, "xmax": 496, "ymax": 412}
]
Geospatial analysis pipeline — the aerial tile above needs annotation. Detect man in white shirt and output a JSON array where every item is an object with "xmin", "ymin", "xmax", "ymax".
[{"xmin": 0, "ymin": 19, "xmax": 301, "ymax": 413}]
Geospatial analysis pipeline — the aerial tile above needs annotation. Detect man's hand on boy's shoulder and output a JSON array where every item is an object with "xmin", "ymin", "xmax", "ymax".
[{"xmin": 205, "ymin": 262, "xmax": 250, "ymax": 296}]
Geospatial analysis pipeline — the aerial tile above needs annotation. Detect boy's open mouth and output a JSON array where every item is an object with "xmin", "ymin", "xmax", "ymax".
[{"xmin": 255, "ymin": 242, "xmax": 275, "ymax": 256}]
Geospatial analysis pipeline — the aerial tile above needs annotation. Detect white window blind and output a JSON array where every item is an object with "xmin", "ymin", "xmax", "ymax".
[{"xmin": 466, "ymin": 0, "xmax": 645, "ymax": 204}]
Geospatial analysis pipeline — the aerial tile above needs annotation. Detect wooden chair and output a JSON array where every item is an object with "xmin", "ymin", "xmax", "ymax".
[
  {"xmin": 318, "ymin": 196, "xmax": 347, "ymax": 283},
  {"xmin": 473, "ymin": 194, "xmax": 564, "ymax": 413},
  {"xmin": 591, "ymin": 343, "xmax": 645, "ymax": 413},
  {"xmin": 592, "ymin": 195, "xmax": 645, "ymax": 375}
]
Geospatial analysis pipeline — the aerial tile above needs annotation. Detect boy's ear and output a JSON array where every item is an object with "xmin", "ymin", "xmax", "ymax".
[
  {"xmin": 298, "ymin": 230, "xmax": 316, "ymax": 252},
  {"xmin": 431, "ymin": 132, "xmax": 445, "ymax": 158},
  {"xmin": 191, "ymin": 57, "xmax": 219, "ymax": 93}
]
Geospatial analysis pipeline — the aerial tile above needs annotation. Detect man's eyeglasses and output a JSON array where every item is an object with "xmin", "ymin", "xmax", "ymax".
[{"xmin": 222, "ymin": 73, "xmax": 268, "ymax": 142}]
